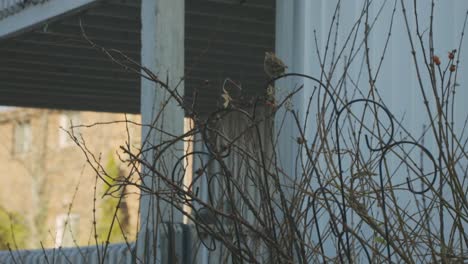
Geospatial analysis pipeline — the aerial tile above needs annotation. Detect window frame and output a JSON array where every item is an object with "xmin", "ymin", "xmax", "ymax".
[{"xmin": 13, "ymin": 119, "xmax": 32, "ymax": 155}]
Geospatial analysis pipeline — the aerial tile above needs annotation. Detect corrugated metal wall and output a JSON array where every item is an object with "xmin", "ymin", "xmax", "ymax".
[
  {"xmin": 0, "ymin": 0, "xmax": 141, "ymax": 113},
  {"xmin": 275, "ymin": 0, "xmax": 468, "ymax": 262},
  {"xmin": 185, "ymin": 0, "xmax": 275, "ymax": 115}
]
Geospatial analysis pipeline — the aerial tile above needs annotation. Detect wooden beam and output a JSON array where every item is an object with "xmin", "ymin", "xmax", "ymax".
[
  {"xmin": 0, "ymin": 0, "xmax": 101, "ymax": 40},
  {"xmin": 138, "ymin": 0, "xmax": 185, "ymax": 262}
]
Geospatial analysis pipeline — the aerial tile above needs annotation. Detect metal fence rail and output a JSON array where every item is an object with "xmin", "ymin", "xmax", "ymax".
[
  {"xmin": 0, "ymin": 223, "xmax": 198, "ymax": 264},
  {"xmin": 0, "ymin": 243, "xmax": 135, "ymax": 264}
]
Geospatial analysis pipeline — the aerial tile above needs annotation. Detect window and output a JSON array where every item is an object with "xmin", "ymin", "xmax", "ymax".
[
  {"xmin": 59, "ymin": 112, "xmax": 80, "ymax": 148},
  {"xmin": 14, "ymin": 120, "xmax": 32, "ymax": 154}
]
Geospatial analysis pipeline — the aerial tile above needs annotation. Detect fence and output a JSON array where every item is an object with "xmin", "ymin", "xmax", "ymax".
[
  {"xmin": 0, "ymin": 223, "xmax": 199, "ymax": 264},
  {"xmin": 0, "ymin": 243, "xmax": 134, "ymax": 264}
]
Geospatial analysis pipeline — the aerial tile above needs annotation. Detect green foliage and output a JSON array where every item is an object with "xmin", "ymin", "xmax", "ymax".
[
  {"xmin": 0, "ymin": 206, "xmax": 28, "ymax": 250},
  {"xmin": 96, "ymin": 153, "xmax": 130, "ymax": 243}
]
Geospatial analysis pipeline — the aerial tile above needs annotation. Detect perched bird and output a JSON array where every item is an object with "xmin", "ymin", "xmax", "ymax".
[
  {"xmin": 264, "ymin": 52, "xmax": 287, "ymax": 78},
  {"xmin": 196, "ymin": 207, "xmax": 219, "ymax": 226},
  {"xmin": 264, "ymin": 52, "xmax": 288, "ymax": 107}
]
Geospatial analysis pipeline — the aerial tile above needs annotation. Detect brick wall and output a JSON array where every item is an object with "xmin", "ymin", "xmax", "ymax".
[{"xmin": 0, "ymin": 107, "xmax": 141, "ymax": 249}]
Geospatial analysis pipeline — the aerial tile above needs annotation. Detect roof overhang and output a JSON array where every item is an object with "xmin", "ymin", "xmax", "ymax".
[
  {"xmin": 0, "ymin": 0, "xmax": 274, "ymax": 114},
  {"xmin": 0, "ymin": 0, "xmax": 100, "ymax": 40}
]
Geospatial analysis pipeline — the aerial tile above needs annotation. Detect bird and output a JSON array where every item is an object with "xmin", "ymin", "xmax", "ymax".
[
  {"xmin": 196, "ymin": 207, "xmax": 219, "ymax": 226},
  {"xmin": 264, "ymin": 52, "xmax": 287, "ymax": 78},
  {"xmin": 264, "ymin": 52, "xmax": 288, "ymax": 107}
]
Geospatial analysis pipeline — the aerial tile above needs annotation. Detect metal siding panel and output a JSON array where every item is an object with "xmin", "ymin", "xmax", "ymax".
[
  {"xmin": 275, "ymin": 0, "xmax": 468, "ymax": 262},
  {"xmin": 172, "ymin": 224, "xmax": 185, "ymax": 263},
  {"xmin": 185, "ymin": 0, "xmax": 275, "ymax": 116},
  {"xmin": 0, "ymin": 0, "xmax": 141, "ymax": 114}
]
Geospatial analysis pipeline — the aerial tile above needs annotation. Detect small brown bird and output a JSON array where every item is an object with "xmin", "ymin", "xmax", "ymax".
[{"xmin": 264, "ymin": 52, "xmax": 287, "ymax": 78}]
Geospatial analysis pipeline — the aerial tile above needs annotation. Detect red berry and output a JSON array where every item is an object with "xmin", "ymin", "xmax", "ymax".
[{"xmin": 433, "ymin": 55, "xmax": 441, "ymax": 65}]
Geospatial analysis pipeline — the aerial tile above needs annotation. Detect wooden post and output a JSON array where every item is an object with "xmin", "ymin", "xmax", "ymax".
[{"xmin": 138, "ymin": 0, "xmax": 185, "ymax": 263}]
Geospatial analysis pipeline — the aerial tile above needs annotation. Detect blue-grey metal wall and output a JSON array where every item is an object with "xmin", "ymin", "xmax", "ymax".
[{"xmin": 275, "ymin": 0, "xmax": 467, "ymax": 262}]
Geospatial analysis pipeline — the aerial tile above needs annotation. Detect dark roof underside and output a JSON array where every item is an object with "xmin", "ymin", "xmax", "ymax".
[{"xmin": 0, "ymin": 0, "xmax": 274, "ymax": 114}]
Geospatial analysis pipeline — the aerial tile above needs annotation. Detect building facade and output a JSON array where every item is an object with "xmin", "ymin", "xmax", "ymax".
[{"xmin": 0, "ymin": 107, "xmax": 141, "ymax": 249}]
